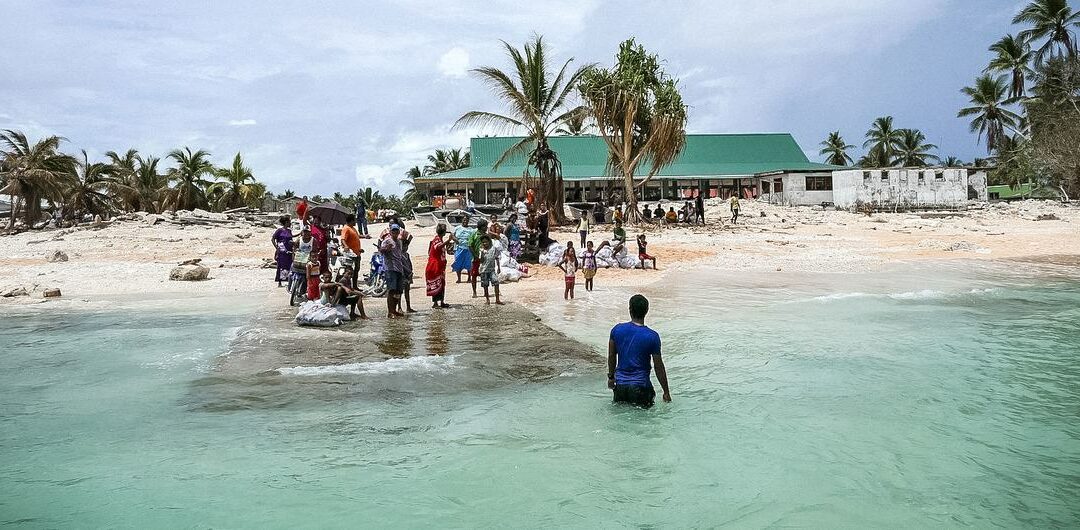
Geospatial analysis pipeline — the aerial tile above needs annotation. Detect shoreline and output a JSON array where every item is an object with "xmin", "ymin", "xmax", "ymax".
[{"xmin": 1, "ymin": 199, "xmax": 1078, "ymax": 315}]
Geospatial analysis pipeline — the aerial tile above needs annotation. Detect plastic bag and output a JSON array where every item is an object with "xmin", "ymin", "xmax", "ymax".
[{"xmin": 295, "ymin": 300, "xmax": 350, "ymax": 327}]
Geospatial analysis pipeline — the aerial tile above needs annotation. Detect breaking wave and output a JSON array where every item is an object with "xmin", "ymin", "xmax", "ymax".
[
  {"xmin": 809, "ymin": 288, "xmax": 998, "ymax": 303},
  {"xmin": 277, "ymin": 355, "xmax": 458, "ymax": 377}
]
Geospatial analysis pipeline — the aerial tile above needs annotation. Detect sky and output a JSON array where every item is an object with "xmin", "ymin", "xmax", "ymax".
[{"xmin": 0, "ymin": 0, "xmax": 1036, "ymax": 196}]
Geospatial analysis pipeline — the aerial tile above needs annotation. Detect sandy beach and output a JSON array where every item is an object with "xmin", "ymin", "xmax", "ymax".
[{"xmin": 1, "ymin": 198, "xmax": 1077, "ymax": 309}]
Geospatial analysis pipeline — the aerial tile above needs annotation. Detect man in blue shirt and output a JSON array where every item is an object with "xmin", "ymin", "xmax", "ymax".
[{"xmin": 608, "ymin": 294, "xmax": 671, "ymax": 408}]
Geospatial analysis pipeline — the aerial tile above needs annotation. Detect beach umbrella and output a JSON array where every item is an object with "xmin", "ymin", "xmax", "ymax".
[{"xmin": 309, "ymin": 201, "xmax": 351, "ymax": 225}]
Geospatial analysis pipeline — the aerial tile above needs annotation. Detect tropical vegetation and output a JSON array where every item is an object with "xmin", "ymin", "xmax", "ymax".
[{"xmin": 456, "ymin": 34, "xmax": 592, "ymax": 222}]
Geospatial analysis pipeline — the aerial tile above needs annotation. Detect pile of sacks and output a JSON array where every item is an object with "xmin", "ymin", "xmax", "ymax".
[
  {"xmin": 295, "ymin": 300, "xmax": 351, "ymax": 327},
  {"xmin": 490, "ymin": 238, "xmax": 524, "ymax": 282},
  {"xmin": 538, "ymin": 241, "xmax": 650, "ymax": 269}
]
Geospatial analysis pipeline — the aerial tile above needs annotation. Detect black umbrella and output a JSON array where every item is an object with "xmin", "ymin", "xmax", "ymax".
[{"xmin": 309, "ymin": 201, "xmax": 351, "ymax": 225}]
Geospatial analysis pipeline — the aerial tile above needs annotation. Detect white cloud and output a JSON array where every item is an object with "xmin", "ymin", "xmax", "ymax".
[
  {"xmin": 437, "ymin": 47, "xmax": 470, "ymax": 78},
  {"xmin": 228, "ymin": 119, "xmax": 257, "ymax": 126}
]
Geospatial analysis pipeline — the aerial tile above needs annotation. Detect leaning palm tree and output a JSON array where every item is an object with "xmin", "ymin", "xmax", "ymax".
[
  {"xmin": 456, "ymin": 34, "xmax": 592, "ymax": 222},
  {"xmin": 958, "ymin": 74, "xmax": 1024, "ymax": 153},
  {"xmin": 863, "ymin": 116, "xmax": 903, "ymax": 166},
  {"xmin": 65, "ymin": 150, "xmax": 130, "ymax": 222},
  {"xmin": 0, "ymin": 130, "xmax": 76, "ymax": 228},
  {"xmin": 891, "ymin": 129, "xmax": 940, "ymax": 167},
  {"xmin": 162, "ymin": 147, "xmax": 215, "ymax": 211},
  {"xmin": 207, "ymin": 153, "xmax": 259, "ymax": 211},
  {"xmin": 986, "ymin": 34, "xmax": 1036, "ymax": 99},
  {"xmin": 399, "ymin": 165, "xmax": 424, "ymax": 192},
  {"xmin": 1014, "ymin": 0, "xmax": 1080, "ymax": 64},
  {"xmin": 818, "ymin": 131, "xmax": 854, "ymax": 166},
  {"xmin": 578, "ymin": 38, "xmax": 688, "ymax": 223}
]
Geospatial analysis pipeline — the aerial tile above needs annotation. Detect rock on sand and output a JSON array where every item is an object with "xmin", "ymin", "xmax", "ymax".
[
  {"xmin": 170, "ymin": 264, "xmax": 210, "ymax": 281},
  {"xmin": 46, "ymin": 250, "xmax": 69, "ymax": 262}
]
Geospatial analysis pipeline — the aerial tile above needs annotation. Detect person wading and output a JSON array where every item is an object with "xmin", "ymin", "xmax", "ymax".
[
  {"xmin": 607, "ymin": 294, "xmax": 671, "ymax": 408},
  {"xmin": 380, "ymin": 224, "xmax": 407, "ymax": 318}
]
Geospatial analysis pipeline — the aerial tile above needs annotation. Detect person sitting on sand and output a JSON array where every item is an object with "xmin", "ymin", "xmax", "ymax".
[
  {"xmin": 664, "ymin": 207, "xmax": 678, "ymax": 225},
  {"xmin": 641, "ymin": 204, "xmax": 652, "ymax": 221},
  {"xmin": 305, "ymin": 254, "xmax": 321, "ymax": 302},
  {"xmin": 559, "ymin": 241, "xmax": 578, "ymax": 301},
  {"xmin": 581, "ymin": 240, "xmax": 598, "ymax": 291},
  {"xmin": 479, "ymin": 235, "xmax": 504, "ymax": 306},
  {"xmin": 653, "ymin": 204, "xmax": 664, "ymax": 220},
  {"xmin": 637, "ymin": 234, "xmax": 657, "ymax": 269},
  {"xmin": 608, "ymin": 294, "xmax": 671, "ymax": 408},
  {"xmin": 319, "ymin": 267, "xmax": 368, "ymax": 320}
]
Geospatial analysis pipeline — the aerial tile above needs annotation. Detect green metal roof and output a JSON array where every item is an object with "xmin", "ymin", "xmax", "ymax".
[{"xmin": 416, "ymin": 133, "xmax": 841, "ymax": 182}]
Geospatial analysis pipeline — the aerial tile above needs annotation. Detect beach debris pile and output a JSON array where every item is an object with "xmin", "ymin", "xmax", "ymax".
[
  {"xmin": 169, "ymin": 259, "xmax": 211, "ymax": 281},
  {"xmin": 1, "ymin": 286, "xmax": 29, "ymax": 297},
  {"xmin": 295, "ymin": 300, "xmax": 350, "ymax": 327},
  {"xmin": 45, "ymin": 249, "xmax": 69, "ymax": 263},
  {"xmin": 129, "ymin": 208, "xmax": 279, "ymax": 228},
  {"xmin": 491, "ymin": 239, "xmax": 524, "ymax": 282}
]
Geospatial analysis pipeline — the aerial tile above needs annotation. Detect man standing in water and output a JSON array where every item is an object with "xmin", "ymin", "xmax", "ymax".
[{"xmin": 608, "ymin": 295, "xmax": 671, "ymax": 408}]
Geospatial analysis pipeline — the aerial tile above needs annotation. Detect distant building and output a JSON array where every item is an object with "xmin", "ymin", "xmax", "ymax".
[
  {"xmin": 414, "ymin": 134, "xmax": 988, "ymax": 210},
  {"xmin": 414, "ymin": 134, "xmax": 839, "ymax": 205}
]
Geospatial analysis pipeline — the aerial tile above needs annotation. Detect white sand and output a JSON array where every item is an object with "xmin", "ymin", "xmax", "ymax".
[{"xmin": 1, "ymin": 199, "xmax": 1078, "ymax": 309}]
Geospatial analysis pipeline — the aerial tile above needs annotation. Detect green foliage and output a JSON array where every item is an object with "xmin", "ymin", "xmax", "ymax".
[
  {"xmin": 862, "ymin": 116, "xmax": 903, "ymax": 164},
  {"xmin": 65, "ymin": 150, "xmax": 130, "ymax": 220},
  {"xmin": 0, "ymin": 130, "xmax": 77, "ymax": 227},
  {"xmin": 819, "ymin": 131, "xmax": 854, "ymax": 166},
  {"xmin": 892, "ymin": 129, "xmax": 940, "ymax": 167},
  {"xmin": 958, "ymin": 75, "xmax": 1023, "ymax": 153},
  {"xmin": 986, "ymin": 34, "xmax": 1035, "ymax": 99},
  {"xmin": 207, "ymin": 153, "xmax": 260, "ymax": 210},
  {"xmin": 577, "ymin": 38, "xmax": 688, "ymax": 222},
  {"xmin": 162, "ymin": 147, "xmax": 215, "ymax": 211},
  {"xmin": 1013, "ymin": 0, "xmax": 1080, "ymax": 65}
]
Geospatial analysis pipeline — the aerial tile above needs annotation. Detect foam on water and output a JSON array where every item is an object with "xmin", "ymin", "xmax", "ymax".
[{"xmin": 277, "ymin": 354, "xmax": 458, "ymax": 376}]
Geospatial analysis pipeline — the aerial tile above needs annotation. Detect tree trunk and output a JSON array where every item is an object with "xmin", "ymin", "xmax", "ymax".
[
  {"xmin": 622, "ymin": 171, "xmax": 642, "ymax": 224},
  {"xmin": 8, "ymin": 194, "xmax": 18, "ymax": 229}
]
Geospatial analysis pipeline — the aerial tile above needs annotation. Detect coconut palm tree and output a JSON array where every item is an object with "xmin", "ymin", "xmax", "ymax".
[
  {"xmin": 423, "ymin": 148, "xmax": 470, "ymax": 175},
  {"xmin": 279, "ymin": 189, "xmax": 296, "ymax": 200},
  {"xmin": 456, "ymin": 34, "xmax": 592, "ymax": 222},
  {"xmin": 986, "ymin": 34, "xmax": 1036, "ymax": 99},
  {"xmin": 863, "ymin": 116, "xmax": 903, "ymax": 166},
  {"xmin": 818, "ymin": 131, "xmax": 854, "ymax": 166},
  {"xmin": 132, "ymin": 155, "xmax": 166, "ymax": 213},
  {"xmin": 554, "ymin": 110, "xmax": 593, "ymax": 136},
  {"xmin": 578, "ymin": 38, "xmax": 688, "ymax": 223},
  {"xmin": 942, "ymin": 156, "xmax": 965, "ymax": 167},
  {"xmin": 958, "ymin": 74, "xmax": 1024, "ymax": 153},
  {"xmin": 0, "ymin": 130, "xmax": 76, "ymax": 228},
  {"xmin": 207, "ymin": 153, "xmax": 259, "ymax": 211},
  {"xmin": 65, "ymin": 150, "xmax": 130, "ymax": 222},
  {"xmin": 162, "ymin": 147, "xmax": 215, "ymax": 211},
  {"xmin": 105, "ymin": 148, "xmax": 140, "ymax": 211},
  {"xmin": 892, "ymin": 129, "xmax": 940, "ymax": 167},
  {"xmin": 858, "ymin": 149, "xmax": 891, "ymax": 168},
  {"xmin": 1014, "ymin": 0, "xmax": 1080, "ymax": 64}
]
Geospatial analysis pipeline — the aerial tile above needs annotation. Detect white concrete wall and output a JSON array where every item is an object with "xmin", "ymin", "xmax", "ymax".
[
  {"xmin": 758, "ymin": 173, "xmax": 834, "ymax": 206},
  {"xmin": 831, "ymin": 168, "xmax": 986, "ymax": 209}
]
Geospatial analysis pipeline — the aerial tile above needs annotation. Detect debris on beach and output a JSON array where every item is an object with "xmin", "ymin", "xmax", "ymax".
[
  {"xmin": 170, "ymin": 262, "xmax": 210, "ymax": 281},
  {"xmin": 43, "ymin": 288, "xmax": 61, "ymax": 298},
  {"xmin": 1, "ymin": 286, "xmax": 29, "ymax": 297},
  {"xmin": 45, "ymin": 249, "xmax": 69, "ymax": 262}
]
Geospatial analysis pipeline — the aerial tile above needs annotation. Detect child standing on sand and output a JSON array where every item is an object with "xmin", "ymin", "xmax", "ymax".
[
  {"xmin": 559, "ymin": 241, "xmax": 578, "ymax": 300},
  {"xmin": 581, "ymin": 240, "xmax": 598, "ymax": 292},
  {"xmin": 479, "ymin": 236, "xmax": 504, "ymax": 305},
  {"xmin": 637, "ymin": 234, "xmax": 657, "ymax": 270},
  {"xmin": 305, "ymin": 254, "xmax": 321, "ymax": 301}
]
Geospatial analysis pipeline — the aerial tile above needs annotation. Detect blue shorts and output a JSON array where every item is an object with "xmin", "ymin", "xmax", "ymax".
[
  {"xmin": 385, "ymin": 271, "xmax": 404, "ymax": 293},
  {"xmin": 480, "ymin": 271, "xmax": 499, "ymax": 288}
]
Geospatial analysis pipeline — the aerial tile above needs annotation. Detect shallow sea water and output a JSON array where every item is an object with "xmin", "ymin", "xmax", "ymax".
[{"xmin": 1, "ymin": 261, "xmax": 1079, "ymax": 528}]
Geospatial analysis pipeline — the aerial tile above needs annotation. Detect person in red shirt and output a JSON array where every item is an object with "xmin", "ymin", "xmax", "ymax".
[{"xmin": 296, "ymin": 196, "xmax": 309, "ymax": 225}]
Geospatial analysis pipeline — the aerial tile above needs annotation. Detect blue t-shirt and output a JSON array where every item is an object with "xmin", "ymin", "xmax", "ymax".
[{"xmin": 611, "ymin": 322, "xmax": 661, "ymax": 387}]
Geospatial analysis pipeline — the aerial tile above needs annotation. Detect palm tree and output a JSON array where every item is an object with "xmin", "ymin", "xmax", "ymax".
[
  {"xmin": 65, "ymin": 150, "xmax": 130, "ymax": 222},
  {"xmin": 0, "ymin": 130, "xmax": 76, "ymax": 228},
  {"xmin": 207, "ymin": 153, "xmax": 259, "ymax": 211},
  {"xmin": 892, "ymin": 129, "xmax": 940, "ymax": 167},
  {"xmin": 423, "ymin": 148, "xmax": 470, "ymax": 175},
  {"xmin": 986, "ymin": 34, "xmax": 1036, "ymax": 99},
  {"xmin": 279, "ymin": 189, "xmax": 296, "ymax": 200},
  {"xmin": 863, "ymin": 116, "xmax": 903, "ymax": 166},
  {"xmin": 162, "ymin": 147, "xmax": 215, "ymax": 211},
  {"xmin": 456, "ymin": 34, "xmax": 592, "ymax": 222},
  {"xmin": 132, "ymin": 155, "xmax": 167, "ymax": 213},
  {"xmin": 943, "ymin": 156, "xmax": 965, "ymax": 167},
  {"xmin": 1014, "ymin": 0, "xmax": 1080, "ymax": 64},
  {"xmin": 818, "ymin": 131, "xmax": 854, "ymax": 166},
  {"xmin": 105, "ymin": 148, "xmax": 140, "ymax": 211},
  {"xmin": 858, "ymin": 149, "xmax": 891, "ymax": 168},
  {"xmin": 578, "ymin": 38, "xmax": 688, "ymax": 223},
  {"xmin": 958, "ymin": 74, "xmax": 1024, "ymax": 153},
  {"xmin": 554, "ymin": 110, "xmax": 593, "ymax": 136}
]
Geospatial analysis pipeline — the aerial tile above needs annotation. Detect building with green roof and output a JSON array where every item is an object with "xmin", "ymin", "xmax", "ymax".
[{"xmin": 415, "ymin": 133, "xmax": 841, "ymax": 205}]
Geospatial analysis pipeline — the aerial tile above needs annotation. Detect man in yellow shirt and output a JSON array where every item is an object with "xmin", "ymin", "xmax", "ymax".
[{"xmin": 730, "ymin": 195, "xmax": 740, "ymax": 224}]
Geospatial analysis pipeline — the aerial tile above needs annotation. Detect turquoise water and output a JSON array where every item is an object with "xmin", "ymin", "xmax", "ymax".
[{"xmin": 2, "ymin": 264, "xmax": 1079, "ymax": 528}]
